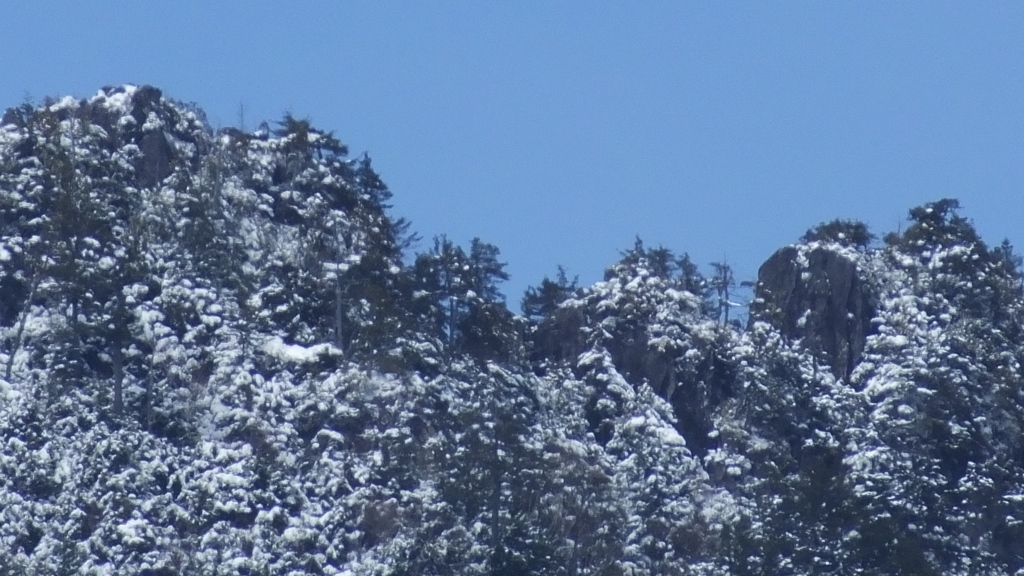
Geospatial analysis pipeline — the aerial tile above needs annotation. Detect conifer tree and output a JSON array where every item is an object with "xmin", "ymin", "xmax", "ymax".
[
  {"xmin": 801, "ymin": 219, "xmax": 874, "ymax": 248},
  {"xmin": 522, "ymin": 266, "xmax": 578, "ymax": 321},
  {"xmin": 709, "ymin": 259, "xmax": 736, "ymax": 326}
]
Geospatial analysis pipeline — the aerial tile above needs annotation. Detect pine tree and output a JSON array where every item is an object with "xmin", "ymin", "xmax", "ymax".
[
  {"xmin": 521, "ymin": 265, "xmax": 578, "ymax": 321},
  {"xmin": 801, "ymin": 219, "xmax": 874, "ymax": 248},
  {"xmin": 709, "ymin": 259, "xmax": 736, "ymax": 326}
]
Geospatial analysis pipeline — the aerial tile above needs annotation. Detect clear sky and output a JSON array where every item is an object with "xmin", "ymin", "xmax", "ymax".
[{"xmin": 4, "ymin": 2, "xmax": 1024, "ymax": 307}]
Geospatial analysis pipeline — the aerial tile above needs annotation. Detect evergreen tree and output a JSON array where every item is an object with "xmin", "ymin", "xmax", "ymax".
[
  {"xmin": 9, "ymin": 87, "xmax": 1024, "ymax": 574},
  {"xmin": 410, "ymin": 236, "xmax": 517, "ymax": 363},
  {"xmin": 801, "ymin": 219, "xmax": 874, "ymax": 248},
  {"xmin": 709, "ymin": 259, "xmax": 736, "ymax": 326},
  {"xmin": 522, "ymin": 266, "xmax": 578, "ymax": 321}
]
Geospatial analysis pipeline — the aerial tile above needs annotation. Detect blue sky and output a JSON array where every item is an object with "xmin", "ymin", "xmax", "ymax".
[{"xmin": 4, "ymin": 2, "xmax": 1024, "ymax": 307}]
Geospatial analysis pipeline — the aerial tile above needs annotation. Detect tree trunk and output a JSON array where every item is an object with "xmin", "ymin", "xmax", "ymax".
[
  {"xmin": 489, "ymin": 396, "xmax": 505, "ymax": 574},
  {"xmin": 111, "ymin": 287, "xmax": 129, "ymax": 417},
  {"xmin": 112, "ymin": 341, "xmax": 124, "ymax": 416},
  {"xmin": 334, "ymin": 274, "xmax": 345, "ymax": 354},
  {"xmin": 4, "ymin": 268, "xmax": 39, "ymax": 382}
]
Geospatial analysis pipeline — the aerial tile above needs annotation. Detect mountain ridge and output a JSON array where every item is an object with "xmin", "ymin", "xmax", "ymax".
[{"xmin": 1, "ymin": 86, "xmax": 1023, "ymax": 575}]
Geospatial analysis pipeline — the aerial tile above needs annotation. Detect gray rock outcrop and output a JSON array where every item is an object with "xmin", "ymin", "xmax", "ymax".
[
  {"xmin": 131, "ymin": 86, "xmax": 175, "ymax": 188},
  {"xmin": 751, "ymin": 245, "xmax": 874, "ymax": 380}
]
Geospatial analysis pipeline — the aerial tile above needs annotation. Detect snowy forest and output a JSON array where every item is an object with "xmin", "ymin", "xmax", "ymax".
[{"xmin": 2, "ymin": 85, "xmax": 1024, "ymax": 575}]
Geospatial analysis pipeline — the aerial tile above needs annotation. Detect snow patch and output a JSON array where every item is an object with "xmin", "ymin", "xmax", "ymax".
[{"xmin": 262, "ymin": 336, "xmax": 341, "ymax": 364}]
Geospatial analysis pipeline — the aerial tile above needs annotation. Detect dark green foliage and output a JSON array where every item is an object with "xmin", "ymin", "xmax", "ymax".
[
  {"xmin": 409, "ymin": 236, "xmax": 518, "ymax": 364},
  {"xmin": 521, "ymin": 266, "xmax": 578, "ymax": 320},
  {"xmin": 676, "ymin": 253, "xmax": 709, "ymax": 300},
  {"xmin": 5, "ymin": 88, "xmax": 1024, "ymax": 575},
  {"xmin": 273, "ymin": 112, "xmax": 347, "ymax": 159},
  {"xmin": 521, "ymin": 267, "xmax": 585, "ymax": 373},
  {"xmin": 801, "ymin": 218, "xmax": 874, "ymax": 248}
]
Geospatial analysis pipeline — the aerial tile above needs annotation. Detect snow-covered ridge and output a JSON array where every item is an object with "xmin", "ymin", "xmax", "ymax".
[{"xmin": 1, "ymin": 87, "xmax": 1023, "ymax": 574}]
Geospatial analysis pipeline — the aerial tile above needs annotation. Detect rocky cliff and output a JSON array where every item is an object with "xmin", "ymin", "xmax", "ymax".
[{"xmin": 751, "ymin": 244, "xmax": 874, "ymax": 380}]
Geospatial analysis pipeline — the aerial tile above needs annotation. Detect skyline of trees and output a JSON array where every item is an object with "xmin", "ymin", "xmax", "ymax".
[{"xmin": 2, "ymin": 86, "xmax": 1024, "ymax": 574}]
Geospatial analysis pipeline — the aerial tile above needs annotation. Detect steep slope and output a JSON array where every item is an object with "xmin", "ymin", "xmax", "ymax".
[
  {"xmin": 2, "ymin": 88, "xmax": 1024, "ymax": 575},
  {"xmin": 751, "ymin": 242, "xmax": 874, "ymax": 381}
]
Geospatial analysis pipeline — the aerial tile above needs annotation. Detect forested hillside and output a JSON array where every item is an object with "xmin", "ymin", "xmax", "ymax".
[{"xmin": 2, "ymin": 86, "xmax": 1024, "ymax": 575}]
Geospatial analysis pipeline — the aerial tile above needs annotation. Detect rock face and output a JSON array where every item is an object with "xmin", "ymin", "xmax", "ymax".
[
  {"xmin": 130, "ymin": 86, "xmax": 175, "ymax": 188},
  {"xmin": 751, "ymin": 245, "xmax": 874, "ymax": 380},
  {"xmin": 137, "ymin": 128, "xmax": 174, "ymax": 188}
]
